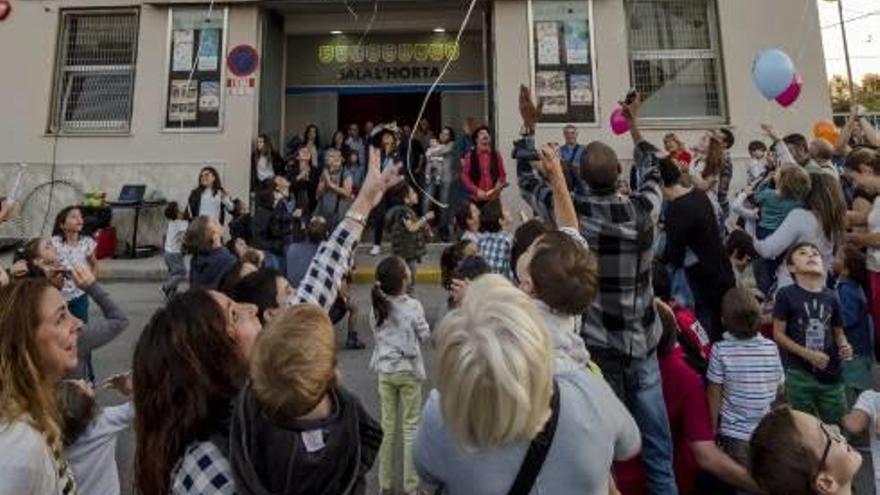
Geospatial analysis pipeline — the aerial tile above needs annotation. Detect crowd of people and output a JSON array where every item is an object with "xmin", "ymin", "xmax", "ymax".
[{"xmin": 1, "ymin": 86, "xmax": 880, "ymax": 495}]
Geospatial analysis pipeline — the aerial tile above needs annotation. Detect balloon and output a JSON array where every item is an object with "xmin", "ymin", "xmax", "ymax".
[
  {"xmin": 775, "ymin": 74, "xmax": 802, "ymax": 108},
  {"xmin": 610, "ymin": 108, "xmax": 629, "ymax": 135},
  {"xmin": 752, "ymin": 49, "xmax": 796, "ymax": 100},
  {"xmin": 813, "ymin": 120, "xmax": 840, "ymax": 147}
]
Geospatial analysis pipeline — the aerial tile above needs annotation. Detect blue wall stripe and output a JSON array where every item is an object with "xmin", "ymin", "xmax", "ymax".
[{"xmin": 286, "ymin": 83, "xmax": 486, "ymax": 95}]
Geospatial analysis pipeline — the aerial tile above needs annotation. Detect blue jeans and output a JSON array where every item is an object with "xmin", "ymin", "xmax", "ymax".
[
  {"xmin": 590, "ymin": 349, "xmax": 679, "ymax": 495},
  {"xmin": 163, "ymin": 252, "xmax": 187, "ymax": 294}
]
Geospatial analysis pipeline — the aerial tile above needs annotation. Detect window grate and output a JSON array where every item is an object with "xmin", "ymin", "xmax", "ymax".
[
  {"xmin": 625, "ymin": 0, "xmax": 725, "ymax": 121},
  {"xmin": 52, "ymin": 10, "xmax": 139, "ymax": 133}
]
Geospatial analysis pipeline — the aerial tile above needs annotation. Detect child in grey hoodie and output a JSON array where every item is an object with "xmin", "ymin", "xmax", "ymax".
[{"xmin": 369, "ymin": 255, "xmax": 431, "ymax": 495}]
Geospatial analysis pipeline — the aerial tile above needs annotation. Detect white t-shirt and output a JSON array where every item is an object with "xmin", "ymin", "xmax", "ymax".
[
  {"xmin": 867, "ymin": 197, "xmax": 880, "ymax": 273},
  {"xmin": 255, "ymin": 155, "xmax": 274, "ymax": 182},
  {"xmin": 854, "ymin": 390, "xmax": 880, "ymax": 493},
  {"xmin": 0, "ymin": 421, "xmax": 76, "ymax": 495},
  {"xmin": 66, "ymin": 402, "xmax": 134, "ymax": 495},
  {"xmin": 51, "ymin": 236, "xmax": 96, "ymax": 302},
  {"xmin": 164, "ymin": 220, "xmax": 189, "ymax": 254},
  {"xmin": 198, "ymin": 190, "xmax": 231, "ymax": 224}
]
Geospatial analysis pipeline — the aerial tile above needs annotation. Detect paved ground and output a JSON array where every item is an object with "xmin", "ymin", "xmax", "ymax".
[
  {"xmin": 89, "ymin": 281, "xmax": 877, "ymax": 495},
  {"xmin": 94, "ymin": 281, "xmax": 448, "ymax": 495}
]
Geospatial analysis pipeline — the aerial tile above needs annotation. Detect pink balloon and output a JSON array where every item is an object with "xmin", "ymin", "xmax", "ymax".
[
  {"xmin": 775, "ymin": 74, "xmax": 802, "ymax": 108},
  {"xmin": 610, "ymin": 108, "xmax": 629, "ymax": 135}
]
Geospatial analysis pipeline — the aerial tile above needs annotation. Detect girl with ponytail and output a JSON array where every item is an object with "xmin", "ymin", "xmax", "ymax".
[{"xmin": 368, "ymin": 256, "xmax": 431, "ymax": 495}]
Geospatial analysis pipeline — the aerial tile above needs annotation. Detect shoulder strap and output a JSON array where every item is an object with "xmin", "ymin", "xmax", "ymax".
[{"xmin": 507, "ymin": 379, "xmax": 560, "ymax": 495}]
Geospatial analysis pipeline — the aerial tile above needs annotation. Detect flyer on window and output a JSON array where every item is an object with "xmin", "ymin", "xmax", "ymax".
[
  {"xmin": 569, "ymin": 74, "xmax": 593, "ymax": 105},
  {"xmin": 172, "ymin": 30, "xmax": 194, "ymax": 72},
  {"xmin": 535, "ymin": 71, "xmax": 567, "ymax": 114},
  {"xmin": 563, "ymin": 21, "xmax": 589, "ymax": 65},
  {"xmin": 197, "ymin": 29, "xmax": 220, "ymax": 71},
  {"xmin": 199, "ymin": 81, "xmax": 220, "ymax": 112},
  {"xmin": 169, "ymin": 79, "xmax": 198, "ymax": 121},
  {"xmin": 535, "ymin": 22, "xmax": 560, "ymax": 66}
]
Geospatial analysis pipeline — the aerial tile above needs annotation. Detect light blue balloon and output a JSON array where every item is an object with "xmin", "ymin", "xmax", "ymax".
[{"xmin": 752, "ymin": 49, "xmax": 796, "ymax": 100}]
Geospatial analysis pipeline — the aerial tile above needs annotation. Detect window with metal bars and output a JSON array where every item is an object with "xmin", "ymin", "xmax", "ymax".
[
  {"xmin": 50, "ymin": 10, "xmax": 139, "ymax": 133},
  {"xmin": 625, "ymin": 0, "xmax": 726, "ymax": 122}
]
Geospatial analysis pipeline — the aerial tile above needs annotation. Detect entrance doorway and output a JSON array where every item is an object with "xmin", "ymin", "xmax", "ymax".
[{"xmin": 338, "ymin": 92, "xmax": 441, "ymax": 131}]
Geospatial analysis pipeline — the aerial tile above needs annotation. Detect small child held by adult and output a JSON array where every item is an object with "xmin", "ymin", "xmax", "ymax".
[
  {"xmin": 161, "ymin": 202, "xmax": 189, "ymax": 299},
  {"xmin": 773, "ymin": 242, "xmax": 853, "ymax": 425},
  {"xmin": 228, "ymin": 305, "xmax": 382, "ymax": 495},
  {"xmin": 370, "ymin": 256, "xmax": 431, "ymax": 495},
  {"xmin": 707, "ymin": 288, "xmax": 784, "ymax": 481},
  {"xmin": 385, "ymin": 183, "xmax": 433, "ymax": 288},
  {"xmin": 57, "ymin": 372, "xmax": 135, "ymax": 495},
  {"xmin": 746, "ymin": 140, "xmax": 768, "ymax": 186}
]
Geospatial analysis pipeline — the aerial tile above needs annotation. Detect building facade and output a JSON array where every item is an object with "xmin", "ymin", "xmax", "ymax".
[{"xmin": 0, "ymin": 0, "xmax": 831, "ymax": 245}]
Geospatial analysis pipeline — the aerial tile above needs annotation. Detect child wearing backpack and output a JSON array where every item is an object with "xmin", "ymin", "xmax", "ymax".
[
  {"xmin": 385, "ymin": 183, "xmax": 433, "ymax": 288},
  {"xmin": 370, "ymin": 256, "xmax": 431, "ymax": 495}
]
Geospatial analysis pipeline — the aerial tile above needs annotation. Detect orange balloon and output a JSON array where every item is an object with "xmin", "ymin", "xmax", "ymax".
[{"xmin": 813, "ymin": 120, "xmax": 840, "ymax": 147}]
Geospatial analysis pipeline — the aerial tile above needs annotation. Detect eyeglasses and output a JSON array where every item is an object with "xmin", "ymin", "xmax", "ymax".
[{"xmin": 817, "ymin": 422, "xmax": 845, "ymax": 477}]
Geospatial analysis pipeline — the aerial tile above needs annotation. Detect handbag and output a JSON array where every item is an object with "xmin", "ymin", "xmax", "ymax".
[{"xmin": 434, "ymin": 379, "xmax": 561, "ymax": 495}]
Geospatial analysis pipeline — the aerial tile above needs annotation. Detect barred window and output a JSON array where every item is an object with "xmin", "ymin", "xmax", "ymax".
[
  {"xmin": 625, "ymin": 0, "xmax": 726, "ymax": 122},
  {"xmin": 51, "ymin": 10, "xmax": 139, "ymax": 133}
]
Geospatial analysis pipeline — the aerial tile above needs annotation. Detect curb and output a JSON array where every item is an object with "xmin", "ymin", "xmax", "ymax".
[
  {"xmin": 352, "ymin": 266, "xmax": 441, "ymax": 285},
  {"xmin": 97, "ymin": 265, "xmax": 443, "ymax": 285}
]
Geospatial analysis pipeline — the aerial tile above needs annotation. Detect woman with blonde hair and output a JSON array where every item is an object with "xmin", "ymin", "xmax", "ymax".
[
  {"xmin": 0, "ymin": 279, "xmax": 81, "ymax": 494},
  {"xmin": 414, "ymin": 275, "xmax": 640, "ymax": 495}
]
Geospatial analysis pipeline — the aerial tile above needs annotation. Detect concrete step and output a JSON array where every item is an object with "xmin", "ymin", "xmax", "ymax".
[{"xmin": 1, "ymin": 243, "xmax": 448, "ymax": 285}]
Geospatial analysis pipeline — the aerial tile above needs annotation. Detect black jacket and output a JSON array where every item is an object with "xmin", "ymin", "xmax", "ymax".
[
  {"xmin": 190, "ymin": 247, "xmax": 237, "ymax": 290},
  {"xmin": 188, "ymin": 188, "xmax": 229, "ymax": 225},
  {"xmin": 229, "ymin": 384, "xmax": 382, "ymax": 495},
  {"xmin": 251, "ymin": 151, "xmax": 285, "ymax": 191}
]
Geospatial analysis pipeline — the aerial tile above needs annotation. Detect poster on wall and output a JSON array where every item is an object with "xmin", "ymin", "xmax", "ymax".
[
  {"xmin": 569, "ymin": 74, "xmax": 593, "ymax": 105},
  {"xmin": 198, "ymin": 29, "xmax": 220, "ymax": 71},
  {"xmin": 535, "ymin": 70, "xmax": 567, "ymax": 115},
  {"xmin": 169, "ymin": 79, "xmax": 198, "ymax": 122},
  {"xmin": 535, "ymin": 22, "xmax": 560, "ymax": 65},
  {"xmin": 199, "ymin": 81, "xmax": 220, "ymax": 111},
  {"xmin": 172, "ymin": 30, "xmax": 194, "ymax": 72},
  {"xmin": 563, "ymin": 21, "xmax": 589, "ymax": 65}
]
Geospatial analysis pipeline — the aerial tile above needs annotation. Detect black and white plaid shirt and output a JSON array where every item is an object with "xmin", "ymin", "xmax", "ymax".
[
  {"xmin": 518, "ymin": 138, "xmax": 664, "ymax": 358},
  {"xmin": 170, "ymin": 219, "xmax": 362, "ymax": 494}
]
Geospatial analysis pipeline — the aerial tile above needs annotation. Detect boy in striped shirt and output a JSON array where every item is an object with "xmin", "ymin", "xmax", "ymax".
[{"xmin": 707, "ymin": 288, "xmax": 784, "ymax": 475}]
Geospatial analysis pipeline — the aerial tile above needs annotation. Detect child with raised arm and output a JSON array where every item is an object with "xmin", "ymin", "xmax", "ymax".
[{"xmin": 773, "ymin": 242, "xmax": 853, "ymax": 425}]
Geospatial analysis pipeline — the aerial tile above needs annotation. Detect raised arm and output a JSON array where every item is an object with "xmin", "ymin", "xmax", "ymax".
[
  {"xmin": 292, "ymin": 146, "xmax": 403, "ymax": 310},
  {"xmin": 538, "ymin": 143, "xmax": 578, "ymax": 230},
  {"xmin": 624, "ymin": 93, "xmax": 663, "ymax": 221},
  {"xmin": 74, "ymin": 267, "xmax": 130, "ymax": 353}
]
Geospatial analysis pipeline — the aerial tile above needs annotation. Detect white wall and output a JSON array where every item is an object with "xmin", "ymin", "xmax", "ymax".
[
  {"xmin": 0, "ymin": 0, "xmax": 260, "ymax": 245},
  {"xmin": 492, "ymin": 0, "xmax": 831, "ymax": 211}
]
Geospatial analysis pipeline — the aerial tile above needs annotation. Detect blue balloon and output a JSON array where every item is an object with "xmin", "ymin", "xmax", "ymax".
[{"xmin": 752, "ymin": 49, "xmax": 796, "ymax": 100}]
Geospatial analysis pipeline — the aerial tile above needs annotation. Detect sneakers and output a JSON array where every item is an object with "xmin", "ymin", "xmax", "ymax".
[{"xmin": 369, "ymin": 244, "xmax": 381, "ymax": 256}]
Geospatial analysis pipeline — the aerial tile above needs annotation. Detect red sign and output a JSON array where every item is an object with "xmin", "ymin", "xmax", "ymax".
[{"xmin": 226, "ymin": 44, "xmax": 259, "ymax": 77}]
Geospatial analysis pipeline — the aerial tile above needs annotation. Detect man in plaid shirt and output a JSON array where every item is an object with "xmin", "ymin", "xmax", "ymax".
[{"xmin": 517, "ymin": 89, "xmax": 678, "ymax": 495}]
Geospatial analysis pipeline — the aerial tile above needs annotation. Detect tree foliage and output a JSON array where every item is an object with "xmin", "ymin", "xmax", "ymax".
[{"xmin": 830, "ymin": 73, "xmax": 880, "ymax": 113}]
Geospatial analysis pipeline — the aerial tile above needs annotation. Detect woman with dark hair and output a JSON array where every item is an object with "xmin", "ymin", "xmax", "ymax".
[
  {"xmin": 369, "ymin": 127, "xmax": 402, "ymax": 256},
  {"xmin": 287, "ymin": 124, "xmax": 321, "ymax": 169},
  {"xmin": 228, "ymin": 268, "xmax": 293, "ymax": 324},
  {"xmin": 0, "ymin": 279, "xmax": 81, "ymax": 494},
  {"xmin": 251, "ymin": 134, "xmax": 284, "ymax": 192},
  {"xmin": 460, "ymin": 126, "xmax": 506, "ymax": 206},
  {"xmin": 187, "ymin": 166, "xmax": 234, "ymax": 225},
  {"xmin": 133, "ymin": 144, "xmax": 403, "ymax": 495},
  {"xmin": 753, "ymin": 173, "xmax": 847, "ymax": 292},
  {"xmin": 326, "ymin": 130, "xmax": 349, "ymax": 157},
  {"xmin": 51, "ymin": 206, "xmax": 97, "ymax": 322}
]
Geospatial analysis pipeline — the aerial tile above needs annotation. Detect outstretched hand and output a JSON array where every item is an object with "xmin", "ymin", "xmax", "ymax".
[
  {"xmin": 538, "ymin": 143, "xmax": 565, "ymax": 186},
  {"xmin": 101, "ymin": 371, "xmax": 133, "ymax": 398},
  {"xmin": 71, "ymin": 265, "xmax": 96, "ymax": 289},
  {"xmin": 619, "ymin": 91, "xmax": 642, "ymax": 122},
  {"xmin": 519, "ymin": 85, "xmax": 543, "ymax": 132}
]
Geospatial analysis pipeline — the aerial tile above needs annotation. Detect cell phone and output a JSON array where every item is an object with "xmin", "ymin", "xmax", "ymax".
[{"xmin": 624, "ymin": 89, "xmax": 639, "ymax": 105}]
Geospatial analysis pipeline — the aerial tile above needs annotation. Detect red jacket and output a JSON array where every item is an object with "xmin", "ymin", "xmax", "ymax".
[{"xmin": 461, "ymin": 146, "xmax": 506, "ymax": 201}]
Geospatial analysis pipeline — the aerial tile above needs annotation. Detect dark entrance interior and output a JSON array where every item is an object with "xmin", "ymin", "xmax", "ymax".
[{"xmin": 338, "ymin": 92, "xmax": 441, "ymax": 131}]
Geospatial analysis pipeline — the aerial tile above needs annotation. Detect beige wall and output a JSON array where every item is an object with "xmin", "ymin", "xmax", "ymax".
[
  {"xmin": 0, "ymin": 0, "xmax": 260, "ymax": 244},
  {"xmin": 492, "ymin": 0, "xmax": 831, "ymax": 211}
]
